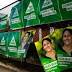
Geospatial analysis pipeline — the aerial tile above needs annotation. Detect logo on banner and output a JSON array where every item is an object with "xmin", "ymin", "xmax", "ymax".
[
  {"xmin": 26, "ymin": 2, "xmax": 34, "ymax": 14},
  {"xmin": 0, "ymin": 37, "xmax": 5, "ymax": 45},
  {"xmin": 12, "ymin": 7, "xmax": 19, "ymax": 18},
  {"xmin": 9, "ymin": 36, "xmax": 16, "ymax": 46},
  {"xmin": 41, "ymin": 0, "xmax": 57, "ymax": 17},
  {"xmin": 24, "ymin": 2, "xmax": 36, "ymax": 20}
]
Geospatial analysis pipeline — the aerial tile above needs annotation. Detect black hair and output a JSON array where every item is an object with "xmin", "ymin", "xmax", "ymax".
[
  {"xmin": 26, "ymin": 32, "xmax": 30, "ymax": 35},
  {"xmin": 41, "ymin": 38, "xmax": 56, "ymax": 59},
  {"xmin": 62, "ymin": 29, "xmax": 72, "ymax": 36},
  {"xmin": 61, "ymin": 28, "xmax": 72, "ymax": 46},
  {"xmin": 41, "ymin": 38, "xmax": 52, "ymax": 57},
  {"xmin": 42, "ymin": 38, "xmax": 52, "ymax": 46}
]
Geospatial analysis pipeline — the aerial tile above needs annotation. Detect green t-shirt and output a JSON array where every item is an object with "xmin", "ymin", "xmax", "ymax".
[
  {"xmin": 40, "ymin": 56, "xmax": 60, "ymax": 72},
  {"xmin": 56, "ymin": 47, "xmax": 72, "ymax": 71}
]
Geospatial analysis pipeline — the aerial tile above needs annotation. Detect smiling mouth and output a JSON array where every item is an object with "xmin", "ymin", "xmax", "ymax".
[{"xmin": 65, "ymin": 39, "xmax": 69, "ymax": 41}]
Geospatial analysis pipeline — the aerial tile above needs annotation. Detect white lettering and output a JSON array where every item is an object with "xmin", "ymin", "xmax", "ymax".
[{"xmin": 40, "ymin": 7, "xmax": 57, "ymax": 17}]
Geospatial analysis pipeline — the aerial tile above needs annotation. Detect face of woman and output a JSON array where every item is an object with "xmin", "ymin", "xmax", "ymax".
[
  {"xmin": 63, "ymin": 31, "xmax": 72, "ymax": 46},
  {"xmin": 22, "ymin": 33, "xmax": 29, "ymax": 42},
  {"xmin": 43, "ymin": 40, "xmax": 52, "ymax": 52}
]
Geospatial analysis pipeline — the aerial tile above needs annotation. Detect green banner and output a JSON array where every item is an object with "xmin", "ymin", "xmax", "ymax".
[
  {"xmin": 39, "ymin": 0, "xmax": 62, "ymax": 24},
  {"xmin": 18, "ymin": 30, "xmax": 35, "ymax": 58},
  {"xmin": 49, "ymin": 26, "xmax": 72, "ymax": 71},
  {"xmin": 21, "ymin": 0, "xmax": 30, "ymax": 27},
  {"xmin": 0, "ymin": 32, "xmax": 8, "ymax": 56},
  {"xmin": 58, "ymin": 0, "xmax": 72, "ymax": 20},
  {"xmin": 22, "ymin": 0, "xmax": 72, "ymax": 27},
  {"xmin": 34, "ymin": 28, "xmax": 60, "ymax": 72},
  {"xmin": 7, "ymin": 31, "xmax": 21, "ymax": 58},
  {"xmin": 10, "ymin": 2, "xmax": 24, "ymax": 30},
  {"xmin": 17, "ymin": 30, "xmax": 27, "ymax": 58},
  {"xmin": 22, "ymin": 0, "xmax": 40, "ymax": 27},
  {"xmin": 0, "ymin": 13, "xmax": 8, "ymax": 30}
]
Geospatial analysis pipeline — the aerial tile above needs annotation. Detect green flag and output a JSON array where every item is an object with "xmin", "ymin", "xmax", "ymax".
[
  {"xmin": 0, "ymin": 32, "xmax": 8, "ymax": 56},
  {"xmin": 58, "ymin": 0, "xmax": 72, "ymax": 20},
  {"xmin": 10, "ymin": 2, "xmax": 24, "ymax": 30},
  {"xmin": 39, "ymin": 0, "xmax": 62, "ymax": 24},
  {"xmin": 22, "ymin": 0, "xmax": 40, "ymax": 27},
  {"xmin": 7, "ymin": 31, "xmax": 21, "ymax": 58}
]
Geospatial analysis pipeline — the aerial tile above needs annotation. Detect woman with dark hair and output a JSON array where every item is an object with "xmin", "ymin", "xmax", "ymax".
[
  {"xmin": 62, "ymin": 29, "xmax": 72, "ymax": 56},
  {"xmin": 42, "ymin": 38, "xmax": 56, "ymax": 60},
  {"xmin": 56, "ymin": 28, "xmax": 72, "ymax": 71},
  {"xmin": 40, "ymin": 38, "xmax": 60, "ymax": 72}
]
